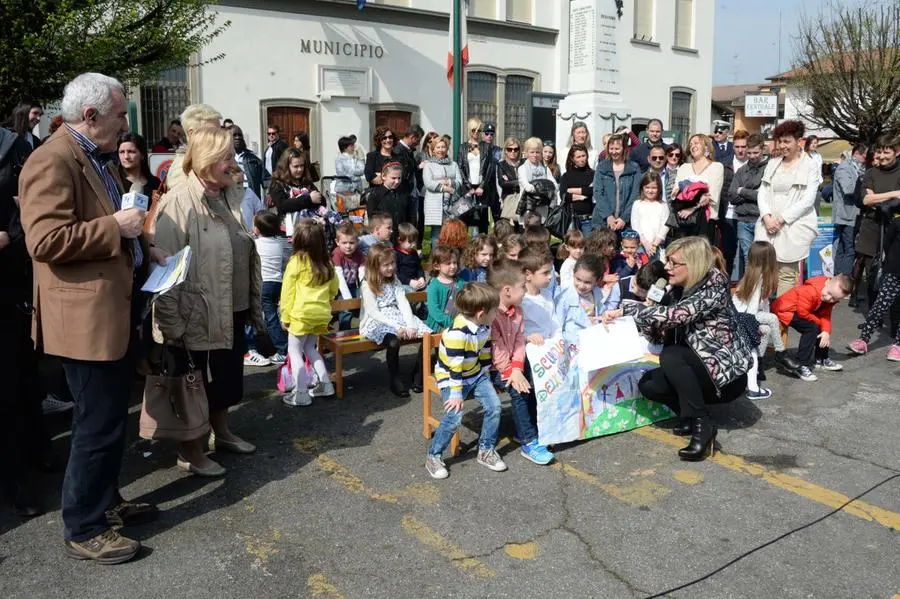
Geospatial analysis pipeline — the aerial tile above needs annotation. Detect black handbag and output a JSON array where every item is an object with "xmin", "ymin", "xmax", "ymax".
[{"xmin": 545, "ymin": 202, "xmax": 574, "ymax": 239}]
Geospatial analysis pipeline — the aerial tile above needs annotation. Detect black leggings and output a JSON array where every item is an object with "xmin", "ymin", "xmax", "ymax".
[
  {"xmin": 638, "ymin": 345, "xmax": 747, "ymax": 419},
  {"xmin": 382, "ymin": 334, "xmax": 424, "ymax": 384}
]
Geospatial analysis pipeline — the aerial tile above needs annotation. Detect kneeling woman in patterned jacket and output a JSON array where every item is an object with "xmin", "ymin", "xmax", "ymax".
[{"xmin": 601, "ymin": 235, "xmax": 753, "ymax": 462}]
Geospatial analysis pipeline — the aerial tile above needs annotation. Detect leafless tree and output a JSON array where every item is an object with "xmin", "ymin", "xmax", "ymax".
[{"xmin": 792, "ymin": 0, "xmax": 900, "ymax": 144}]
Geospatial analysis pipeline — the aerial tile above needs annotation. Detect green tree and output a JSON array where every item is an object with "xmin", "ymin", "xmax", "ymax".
[
  {"xmin": 0, "ymin": 0, "xmax": 229, "ymax": 116},
  {"xmin": 793, "ymin": 0, "xmax": 900, "ymax": 145}
]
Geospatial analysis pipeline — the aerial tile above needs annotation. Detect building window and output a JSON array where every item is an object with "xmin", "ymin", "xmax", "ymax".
[
  {"xmin": 506, "ymin": 0, "xmax": 532, "ymax": 24},
  {"xmin": 674, "ymin": 0, "xmax": 694, "ymax": 48},
  {"xmin": 469, "ymin": 0, "xmax": 495, "ymax": 19},
  {"xmin": 670, "ymin": 89, "xmax": 693, "ymax": 143},
  {"xmin": 140, "ymin": 67, "xmax": 189, "ymax": 148},
  {"xmin": 466, "ymin": 71, "xmax": 498, "ymax": 130},
  {"xmin": 633, "ymin": 0, "xmax": 654, "ymax": 40},
  {"xmin": 504, "ymin": 75, "xmax": 534, "ymax": 142}
]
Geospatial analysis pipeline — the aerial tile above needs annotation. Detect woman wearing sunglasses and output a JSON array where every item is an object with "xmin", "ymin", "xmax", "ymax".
[
  {"xmin": 365, "ymin": 126, "xmax": 398, "ymax": 187},
  {"xmin": 455, "ymin": 117, "xmax": 496, "ymax": 233},
  {"xmin": 601, "ymin": 236, "xmax": 752, "ymax": 462},
  {"xmin": 497, "ymin": 137, "xmax": 523, "ymax": 220}
]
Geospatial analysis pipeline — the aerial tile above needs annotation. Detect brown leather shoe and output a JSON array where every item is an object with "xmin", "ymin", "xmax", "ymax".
[
  {"xmin": 106, "ymin": 500, "xmax": 159, "ymax": 528},
  {"xmin": 64, "ymin": 529, "xmax": 140, "ymax": 564}
]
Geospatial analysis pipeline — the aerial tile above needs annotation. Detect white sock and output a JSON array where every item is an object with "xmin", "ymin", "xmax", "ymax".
[{"xmin": 747, "ymin": 354, "xmax": 760, "ymax": 392}]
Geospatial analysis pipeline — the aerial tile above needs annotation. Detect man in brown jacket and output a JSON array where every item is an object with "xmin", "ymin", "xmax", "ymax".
[{"xmin": 20, "ymin": 72, "xmax": 164, "ymax": 564}]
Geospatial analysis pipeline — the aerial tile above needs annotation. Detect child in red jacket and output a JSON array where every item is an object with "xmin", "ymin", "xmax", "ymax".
[{"xmin": 770, "ymin": 274, "xmax": 852, "ymax": 382}]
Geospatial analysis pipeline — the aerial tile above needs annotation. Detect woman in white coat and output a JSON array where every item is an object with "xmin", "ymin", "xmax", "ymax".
[
  {"xmin": 422, "ymin": 135, "xmax": 463, "ymax": 247},
  {"xmin": 754, "ymin": 120, "xmax": 822, "ymax": 296}
]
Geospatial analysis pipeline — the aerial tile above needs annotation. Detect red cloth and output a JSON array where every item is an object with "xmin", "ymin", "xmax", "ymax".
[{"xmin": 770, "ymin": 276, "xmax": 835, "ymax": 334}]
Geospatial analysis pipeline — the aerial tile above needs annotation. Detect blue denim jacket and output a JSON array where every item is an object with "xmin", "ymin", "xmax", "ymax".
[{"xmin": 554, "ymin": 283, "xmax": 621, "ymax": 342}]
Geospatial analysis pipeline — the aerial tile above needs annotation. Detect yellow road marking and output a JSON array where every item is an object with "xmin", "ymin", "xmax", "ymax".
[
  {"xmin": 553, "ymin": 462, "xmax": 672, "ymax": 506},
  {"xmin": 401, "ymin": 515, "xmax": 496, "ymax": 578},
  {"xmin": 634, "ymin": 427, "xmax": 900, "ymax": 531},
  {"xmin": 316, "ymin": 455, "xmax": 400, "ymax": 504},
  {"xmin": 673, "ymin": 470, "xmax": 704, "ymax": 485},
  {"xmin": 504, "ymin": 541, "xmax": 539, "ymax": 560},
  {"xmin": 307, "ymin": 573, "xmax": 345, "ymax": 599}
]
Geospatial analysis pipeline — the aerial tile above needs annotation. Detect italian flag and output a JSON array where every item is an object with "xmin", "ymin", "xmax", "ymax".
[{"xmin": 447, "ymin": 1, "xmax": 469, "ymax": 87}]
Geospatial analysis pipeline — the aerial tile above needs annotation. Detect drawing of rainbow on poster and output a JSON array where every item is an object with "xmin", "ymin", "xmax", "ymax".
[{"xmin": 526, "ymin": 332, "xmax": 675, "ymax": 446}]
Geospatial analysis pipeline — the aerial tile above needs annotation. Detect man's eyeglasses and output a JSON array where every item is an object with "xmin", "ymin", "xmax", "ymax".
[
  {"xmin": 506, "ymin": 147, "xmax": 520, "ymax": 152},
  {"xmin": 267, "ymin": 131, "xmax": 277, "ymax": 136},
  {"xmin": 649, "ymin": 156, "xmax": 666, "ymax": 162}
]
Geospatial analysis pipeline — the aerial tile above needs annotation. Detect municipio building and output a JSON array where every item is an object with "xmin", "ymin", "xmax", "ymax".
[{"xmin": 136, "ymin": 0, "xmax": 714, "ymax": 171}]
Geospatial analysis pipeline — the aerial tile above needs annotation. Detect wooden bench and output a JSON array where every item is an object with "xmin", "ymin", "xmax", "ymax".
[
  {"xmin": 421, "ymin": 332, "xmax": 461, "ymax": 457},
  {"xmin": 318, "ymin": 291, "xmax": 427, "ymax": 399}
]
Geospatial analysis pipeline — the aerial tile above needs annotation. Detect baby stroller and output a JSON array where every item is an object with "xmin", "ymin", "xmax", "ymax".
[{"xmin": 322, "ymin": 175, "xmax": 367, "ymax": 231}]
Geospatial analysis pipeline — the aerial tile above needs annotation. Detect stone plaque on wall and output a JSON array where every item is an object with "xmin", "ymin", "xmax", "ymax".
[
  {"xmin": 317, "ymin": 66, "xmax": 372, "ymax": 102},
  {"xmin": 595, "ymin": 11, "xmax": 620, "ymax": 93}
]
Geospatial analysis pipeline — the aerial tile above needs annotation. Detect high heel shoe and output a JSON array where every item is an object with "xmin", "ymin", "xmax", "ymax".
[
  {"xmin": 672, "ymin": 418, "xmax": 692, "ymax": 436},
  {"xmin": 677, "ymin": 418, "xmax": 717, "ymax": 462}
]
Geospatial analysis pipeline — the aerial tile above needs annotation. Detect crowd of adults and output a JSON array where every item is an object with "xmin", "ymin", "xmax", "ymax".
[{"xmin": 2, "ymin": 67, "xmax": 898, "ymax": 566}]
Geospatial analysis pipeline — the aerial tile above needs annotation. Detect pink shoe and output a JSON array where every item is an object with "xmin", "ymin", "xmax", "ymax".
[
  {"xmin": 847, "ymin": 339, "xmax": 868, "ymax": 355},
  {"xmin": 887, "ymin": 345, "xmax": 900, "ymax": 362}
]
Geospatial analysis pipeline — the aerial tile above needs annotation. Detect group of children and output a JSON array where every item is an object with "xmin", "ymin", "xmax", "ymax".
[{"xmin": 256, "ymin": 201, "xmax": 858, "ymax": 479}]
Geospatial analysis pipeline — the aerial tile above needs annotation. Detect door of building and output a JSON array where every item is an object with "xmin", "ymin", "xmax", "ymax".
[
  {"xmin": 375, "ymin": 110, "xmax": 411, "ymax": 136},
  {"xmin": 265, "ymin": 106, "xmax": 310, "ymax": 142}
]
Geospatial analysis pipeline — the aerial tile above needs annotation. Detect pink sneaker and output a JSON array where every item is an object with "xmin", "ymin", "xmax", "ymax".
[
  {"xmin": 847, "ymin": 339, "xmax": 868, "ymax": 355},
  {"xmin": 887, "ymin": 345, "xmax": 900, "ymax": 362}
]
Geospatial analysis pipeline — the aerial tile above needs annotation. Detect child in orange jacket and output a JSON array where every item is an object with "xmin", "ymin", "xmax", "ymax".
[{"xmin": 770, "ymin": 274, "xmax": 851, "ymax": 382}]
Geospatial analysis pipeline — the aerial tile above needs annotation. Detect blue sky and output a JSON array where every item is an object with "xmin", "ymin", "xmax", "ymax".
[{"xmin": 712, "ymin": 0, "xmax": 824, "ymax": 84}]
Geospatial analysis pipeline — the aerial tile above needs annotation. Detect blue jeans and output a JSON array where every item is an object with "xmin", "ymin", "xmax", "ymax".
[
  {"xmin": 262, "ymin": 281, "xmax": 288, "ymax": 355},
  {"xmin": 575, "ymin": 214, "xmax": 593, "ymax": 235},
  {"xmin": 338, "ymin": 283, "xmax": 359, "ymax": 331},
  {"xmin": 735, "ymin": 221, "xmax": 756, "ymax": 280},
  {"xmin": 430, "ymin": 225, "xmax": 441, "ymax": 248},
  {"xmin": 833, "ymin": 223, "xmax": 856, "ymax": 276},
  {"xmin": 59, "ymin": 357, "xmax": 131, "ymax": 541},
  {"xmin": 490, "ymin": 370, "xmax": 538, "ymax": 444},
  {"xmin": 428, "ymin": 373, "xmax": 501, "ymax": 456}
]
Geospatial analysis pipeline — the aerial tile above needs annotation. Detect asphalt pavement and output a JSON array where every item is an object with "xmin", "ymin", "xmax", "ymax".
[{"xmin": 1, "ymin": 302, "xmax": 899, "ymax": 599}]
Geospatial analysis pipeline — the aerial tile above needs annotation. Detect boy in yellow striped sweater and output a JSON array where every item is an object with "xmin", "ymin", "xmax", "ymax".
[{"xmin": 426, "ymin": 282, "xmax": 504, "ymax": 479}]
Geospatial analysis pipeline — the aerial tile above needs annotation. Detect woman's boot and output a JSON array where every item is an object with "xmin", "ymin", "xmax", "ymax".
[{"xmin": 678, "ymin": 417, "xmax": 717, "ymax": 461}]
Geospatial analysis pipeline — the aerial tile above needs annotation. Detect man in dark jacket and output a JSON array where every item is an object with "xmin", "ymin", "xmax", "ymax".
[
  {"xmin": 233, "ymin": 125, "xmax": 264, "ymax": 198},
  {"xmin": 394, "ymin": 124, "xmax": 424, "ymax": 242},
  {"xmin": 630, "ymin": 118, "xmax": 667, "ymax": 171},
  {"xmin": 713, "ymin": 124, "xmax": 734, "ymax": 164},
  {"xmin": 727, "ymin": 133, "xmax": 768, "ymax": 277},
  {"xmin": 831, "ymin": 144, "xmax": 867, "ymax": 276},
  {"xmin": 263, "ymin": 124, "xmax": 289, "ymax": 187},
  {"xmin": 0, "ymin": 127, "xmax": 46, "ymax": 517}
]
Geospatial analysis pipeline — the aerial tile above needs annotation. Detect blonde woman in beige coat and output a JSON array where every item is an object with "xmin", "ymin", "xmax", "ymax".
[{"xmin": 154, "ymin": 126, "xmax": 264, "ymax": 477}]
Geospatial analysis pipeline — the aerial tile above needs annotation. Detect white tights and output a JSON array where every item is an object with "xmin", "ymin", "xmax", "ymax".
[{"xmin": 288, "ymin": 333, "xmax": 329, "ymax": 392}]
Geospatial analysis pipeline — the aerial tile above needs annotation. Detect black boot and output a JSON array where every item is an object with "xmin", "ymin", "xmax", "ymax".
[
  {"xmin": 390, "ymin": 377, "xmax": 410, "ymax": 398},
  {"xmin": 672, "ymin": 418, "xmax": 692, "ymax": 436},
  {"xmin": 775, "ymin": 351, "xmax": 800, "ymax": 372},
  {"xmin": 678, "ymin": 418, "xmax": 717, "ymax": 462}
]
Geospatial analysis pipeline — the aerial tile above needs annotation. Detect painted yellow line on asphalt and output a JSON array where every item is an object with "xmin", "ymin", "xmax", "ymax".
[
  {"xmin": 552, "ymin": 462, "xmax": 672, "ymax": 506},
  {"xmin": 316, "ymin": 455, "xmax": 400, "ymax": 504},
  {"xmin": 307, "ymin": 573, "xmax": 345, "ymax": 598},
  {"xmin": 401, "ymin": 515, "xmax": 496, "ymax": 578},
  {"xmin": 633, "ymin": 427, "xmax": 900, "ymax": 531}
]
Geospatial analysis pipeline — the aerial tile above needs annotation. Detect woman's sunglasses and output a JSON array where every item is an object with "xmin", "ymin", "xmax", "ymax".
[
  {"xmin": 506, "ymin": 147, "xmax": 520, "ymax": 152},
  {"xmin": 667, "ymin": 152, "xmax": 681, "ymax": 158}
]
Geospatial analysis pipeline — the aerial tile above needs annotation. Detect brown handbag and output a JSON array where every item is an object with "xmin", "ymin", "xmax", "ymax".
[{"xmin": 139, "ymin": 347, "xmax": 210, "ymax": 442}]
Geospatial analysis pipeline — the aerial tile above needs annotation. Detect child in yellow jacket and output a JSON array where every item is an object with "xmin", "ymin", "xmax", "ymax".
[{"xmin": 280, "ymin": 218, "xmax": 339, "ymax": 406}]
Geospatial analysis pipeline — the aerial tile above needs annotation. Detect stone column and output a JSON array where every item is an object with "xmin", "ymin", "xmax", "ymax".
[{"xmin": 556, "ymin": 0, "xmax": 631, "ymax": 160}]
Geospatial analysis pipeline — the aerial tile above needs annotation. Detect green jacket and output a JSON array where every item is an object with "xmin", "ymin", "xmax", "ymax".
[{"xmin": 426, "ymin": 277, "xmax": 465, "ymax": 331}]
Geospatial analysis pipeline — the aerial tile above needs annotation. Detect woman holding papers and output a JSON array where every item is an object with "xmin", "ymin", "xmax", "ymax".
[
  {"xmin": 153, "ymin": 126, "xmax": 264, "ymax": 477},
  {"xmin": 601, "ymin": 236, "xmax": 752, "ymax": 461}
]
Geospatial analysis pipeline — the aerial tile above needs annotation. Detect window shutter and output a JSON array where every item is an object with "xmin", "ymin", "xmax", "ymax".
[
  {"xmin": 470, "ymin": 0, "xmax": 495, "ymax": 19},
  {"xmin": 634, "ymin": 0, "xmax": 653, "ymax": 39},
  {"xmin": 506, "ymin": 0, "xmax": 531, "ymax": 24},
  {"xmin": 675, "ymin": 0, "xmax": 693, "ymax": 48},
  {"xmin": 504, "ymin": 75, "xmax": 534, "ymax": 143},
  {"xmin": 466, "ymin": 72, "xmax": 499, "ymax": 130}
]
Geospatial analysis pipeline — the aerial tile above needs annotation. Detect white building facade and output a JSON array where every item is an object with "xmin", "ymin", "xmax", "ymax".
[{"xmin": 136, "ymin": 0, "xmax": 713, "ymax": 171}]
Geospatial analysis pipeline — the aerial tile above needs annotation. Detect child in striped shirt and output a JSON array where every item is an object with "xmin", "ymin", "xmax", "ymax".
[{"xmin": 426, "ymin": 283, "xmax": 504, "ymax": 479}]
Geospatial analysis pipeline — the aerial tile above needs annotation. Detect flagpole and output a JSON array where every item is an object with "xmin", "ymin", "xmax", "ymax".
[{"xmin": 452, "ymin": 0, "xmax": 462, "ymax": 150}]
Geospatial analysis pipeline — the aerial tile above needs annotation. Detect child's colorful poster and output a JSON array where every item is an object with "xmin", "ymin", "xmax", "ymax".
[{"xmin": 526, "ymin": 336, "xmax": 674, "ymax": 446}]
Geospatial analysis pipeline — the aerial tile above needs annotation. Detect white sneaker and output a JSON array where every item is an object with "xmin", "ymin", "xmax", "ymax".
[
  {"xmin": 244, "ymin": 350, "xmax": 271, "ymax": 367},
  {"xmin": 425, "ymin": 455, "xmax": 449, "ymax": 479},
  {"xmin": 283, "ymin": 390, "xmax": 312, "ymax": 407},
  {"xmin": 269, "ymin": 353, "xmax": 287, "ymax": 365},
  {"xmin": 42, "ymin": 393, "xmax": 74, "ymax": 415},
  {"xmin": 309, "ymin": 381, "xmax": 335, "ymax": 397}
]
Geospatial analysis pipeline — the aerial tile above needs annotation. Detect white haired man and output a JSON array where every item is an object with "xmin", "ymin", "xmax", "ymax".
[{"xmin": 20, "ymin": 72, "xmax": 166, "ymax": 564}]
